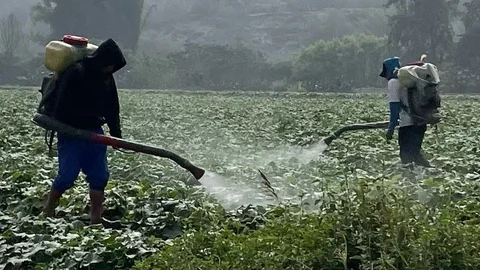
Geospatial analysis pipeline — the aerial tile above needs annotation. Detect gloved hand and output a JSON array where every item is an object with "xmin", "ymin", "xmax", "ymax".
[{"xmin": 385, "ymin": 128, "xmax": 394, "ymax": 141}]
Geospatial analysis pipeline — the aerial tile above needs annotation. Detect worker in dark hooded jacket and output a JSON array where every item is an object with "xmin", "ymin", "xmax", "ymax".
[{"xmin": 43, "ymin": 38, "xmax": 127, "ymax": 225}]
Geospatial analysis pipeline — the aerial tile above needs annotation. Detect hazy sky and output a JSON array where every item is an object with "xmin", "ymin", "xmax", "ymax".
[{"xmin": 0, "ymin": 0, "xmax": 38, "ymax": 19}]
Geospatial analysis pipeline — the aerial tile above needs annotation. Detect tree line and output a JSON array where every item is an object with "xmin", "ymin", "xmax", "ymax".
[{"xmin": 0, "ymin": 0, "xmax": 478, "ymax": 93}]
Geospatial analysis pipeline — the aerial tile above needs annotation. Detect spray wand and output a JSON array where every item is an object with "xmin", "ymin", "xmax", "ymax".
[
  {"xmin": 257, "ymin": 120, "xmax": 390, "ymax": 196},
  {"xmin": 322, "ymin": 120, "xmax": 390, "ymax": 145}
]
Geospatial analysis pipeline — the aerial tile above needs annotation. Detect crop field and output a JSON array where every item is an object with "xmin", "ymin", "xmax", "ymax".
[{"xmin": 1, "ymin": 88, "xmax": 480, "ymax": 269}]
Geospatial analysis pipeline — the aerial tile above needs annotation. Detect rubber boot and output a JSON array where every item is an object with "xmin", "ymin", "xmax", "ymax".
[
  {"xmin": 43, "ymin": 187, "xmax": 63, "ymax": 218},
  {"xmin": 89, "ymin": 189, "xmax": 104, "ymax": 225}
]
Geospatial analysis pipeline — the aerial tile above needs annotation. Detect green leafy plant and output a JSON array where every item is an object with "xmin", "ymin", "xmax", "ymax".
[{"xmin": 1, "ymin": 89, "xmax": 480, "ymax": 269}]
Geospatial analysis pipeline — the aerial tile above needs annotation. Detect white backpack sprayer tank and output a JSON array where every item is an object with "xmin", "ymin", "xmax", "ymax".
[{"xmin": 396, "ymin": 61, "xmax": 442, "ymax": 126}]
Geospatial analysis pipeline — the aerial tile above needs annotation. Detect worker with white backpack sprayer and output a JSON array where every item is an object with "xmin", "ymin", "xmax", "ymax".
[{"xmin": 379, "ymin": 54, "xmax": 442, "ymax": 167}]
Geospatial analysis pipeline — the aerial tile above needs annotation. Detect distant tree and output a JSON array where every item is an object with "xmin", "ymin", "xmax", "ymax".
[
  {"xmin": 0, "ymin": 13, "xmax": 25, "ymax": 62},
  {"xmin": 126, "ymin": 42, "xmax": 275, "ymax": 90},
  {"xmin": 456, "ymin": 0, "xmax": 480, "ymax": 69},
  {"xmin": 166, "ymin": 43, "xmax": 272, "ymax": 90},
  {"xmin": 386, "ymin": 0, "xmax": 460, "ymax": 64},
  {"xmin": 292, "ymin": 34, "xmax": 387, "ymax": 91},
  {"xmin": 438, "ymin": 0, "xmax": 480, "ymax": 92},
  {"xmin": 30, "ymin": 0, "xmax": 144, "ymax": 52},
  {"xmin": 0, "ymin": 13, "xmax": 31, "ymax": 85}
]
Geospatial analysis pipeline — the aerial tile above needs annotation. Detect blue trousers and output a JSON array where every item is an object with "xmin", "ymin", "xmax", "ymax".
[{"xmin": 52, "ymin": 127, "xmax": 110, "ymax": 193}]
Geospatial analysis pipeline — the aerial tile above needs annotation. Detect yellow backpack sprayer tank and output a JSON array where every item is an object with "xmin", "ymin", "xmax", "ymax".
[{"xmin": 44, "ymin": 35, "xmax": 98, "ymax": 74}]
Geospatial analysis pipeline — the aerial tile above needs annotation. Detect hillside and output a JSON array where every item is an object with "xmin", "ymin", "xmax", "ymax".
[
  {"xmin": 1, "ymin": 0, "xmax": 468, "ymax": 62},
  {"xmin": 139, "ymin": 0, "xmax": 389, "ymax": 61}
]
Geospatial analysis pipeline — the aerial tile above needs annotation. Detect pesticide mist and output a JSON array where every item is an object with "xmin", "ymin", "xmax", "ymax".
[
  {"xmin": 129, "ymin": 93, "xmax": 335, "ymax": 210},
  {"xmin": 198, "ymin": 140, "xmax": 329, "ymax": 210}
]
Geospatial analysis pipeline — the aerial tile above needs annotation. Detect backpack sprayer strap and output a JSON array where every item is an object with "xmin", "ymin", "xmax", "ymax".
[{"xmin": 44, "ymin": 129, "xmax": 56, "ymax": 154}]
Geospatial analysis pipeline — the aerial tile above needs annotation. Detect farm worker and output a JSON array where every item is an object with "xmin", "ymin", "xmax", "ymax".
[
  {"xmin": 42, "ymin": 38, "xmax": 127, "ymax": 225},
  {"xmin": 379, "ymin": 56, "xmax": 431, "ymax": 167}
]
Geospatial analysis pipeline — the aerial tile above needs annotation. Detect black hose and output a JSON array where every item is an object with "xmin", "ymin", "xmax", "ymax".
[
  {"xmin": 323, "ymin": 121, "xmax": 389, "ymax": 145},
  {"xmin": 32, "ymin": 113, "xmax": 205, "ymax": 182}
]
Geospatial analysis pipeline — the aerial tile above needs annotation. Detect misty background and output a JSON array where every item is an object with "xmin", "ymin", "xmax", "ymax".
[{"xmin": 0, "ymin": 0, "xmax": 477, "ymax": 92}]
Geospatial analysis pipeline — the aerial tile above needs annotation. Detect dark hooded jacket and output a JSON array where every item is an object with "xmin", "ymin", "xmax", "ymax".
[{"xmin": 53, "ymin": 38, "xmax": 127, "ymax": 138}]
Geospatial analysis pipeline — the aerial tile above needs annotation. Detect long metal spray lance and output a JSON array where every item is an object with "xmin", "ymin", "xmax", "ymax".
[
  {"xmin": 257, "ymin": 120, "xmax": 390, "ymax": 196},
  {"xmin": 32, "ymin": 113, "xmax": 205, "ymax": 182},
  {"xmin": 322, "ymin": 120, "xmax": 390, "ymax": 145}
]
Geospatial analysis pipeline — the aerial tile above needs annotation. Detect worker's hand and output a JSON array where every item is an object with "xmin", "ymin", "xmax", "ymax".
[{"xmin": 385, "ymin": 129, "xmax": 394, "ymax": 141}]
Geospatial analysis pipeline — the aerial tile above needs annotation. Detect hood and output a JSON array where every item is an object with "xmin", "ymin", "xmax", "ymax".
[
  {"xmin": 379, "ymin": 57, "xmax": 400, "ymax": 80},
  {"xmin": 84, "ymin": 38, "xmax": 127, "ymax": 74}
]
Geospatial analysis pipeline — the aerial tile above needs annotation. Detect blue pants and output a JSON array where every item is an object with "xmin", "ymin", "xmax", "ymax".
[{"xmin": 52, "ymin": 127, "xmax": 110, "ymax": 193}]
